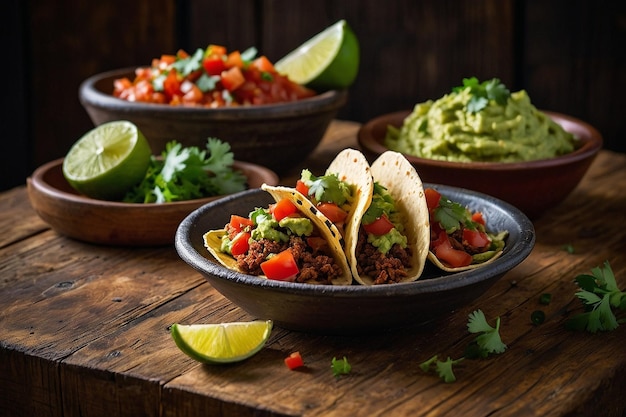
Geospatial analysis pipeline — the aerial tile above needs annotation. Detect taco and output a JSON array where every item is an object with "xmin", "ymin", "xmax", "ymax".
[
  {"xmin": 347, "ymin": 151, "xmax": 431, "ymax": 285},
  {"xmin": 424, "ymin": 187, "xmax": 507, "ymax": 272},
  {"xmin": 203, "ymin": 185, "xmax": 352, "ymax": 285}
]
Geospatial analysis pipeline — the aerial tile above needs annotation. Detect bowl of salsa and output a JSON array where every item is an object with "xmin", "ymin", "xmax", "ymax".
[{"xmin": 79, "ymin": 46, "xmax": 348, "ymax": 174}]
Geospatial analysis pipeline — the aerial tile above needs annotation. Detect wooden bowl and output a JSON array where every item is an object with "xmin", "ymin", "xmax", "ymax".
[
  {"xmin": 27, "ymin": 159, "xmax": 279, "ymax": 246},
  {"xmin": 175, "ymin": 187, "xmax": 535, "ymax": 334},
  {"xmin": 79, "ymin": 68, "xmax": 348, "ymax": 174},
  {"xmin": 357, "ymin": 111, "xmax": 603, "ymax": 219}
]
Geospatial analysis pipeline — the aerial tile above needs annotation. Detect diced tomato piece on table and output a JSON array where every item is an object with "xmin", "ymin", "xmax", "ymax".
[
  {"xmin": 261, "ymin": 250, "xmax": 299, "ymax": 281},
  {"xmin": 284, "ymin": 352, "xmax": 304, "ymax": 370}
]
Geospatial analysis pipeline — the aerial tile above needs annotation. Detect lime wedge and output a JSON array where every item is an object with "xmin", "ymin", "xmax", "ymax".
[
  {"xmin": 171, "ymin": 320, "xmax": 273, "ymax": 364},
  {"xmin": 62, "ymin": 120, "xmax": 151, "ymax": 200},
  {"xmin": 275, "ymin": 19, "xmax": 359, "ymax": 90}
]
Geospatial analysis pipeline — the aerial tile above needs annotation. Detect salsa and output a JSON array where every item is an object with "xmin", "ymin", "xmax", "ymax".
[{"xmin": 113, "ymin": 45, "xmax": 316, "ymax": 107}]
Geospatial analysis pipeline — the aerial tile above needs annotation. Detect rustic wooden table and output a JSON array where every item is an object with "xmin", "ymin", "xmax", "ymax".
[{"xmin": 1, "ymin": 121, "xmax": 625, "ymax": 417}]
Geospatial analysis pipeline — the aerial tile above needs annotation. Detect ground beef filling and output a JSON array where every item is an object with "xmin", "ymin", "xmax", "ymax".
[
  {"xmin": 230, "ymin": 227, "xmax": 342, "ymax": 285},
  {"xmin": 355, "ymin": 231, "xmax": 412, "ymax": 284}
]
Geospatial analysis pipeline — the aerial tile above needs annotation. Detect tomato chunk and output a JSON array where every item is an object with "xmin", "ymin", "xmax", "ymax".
[
  {"xmin": 362, "ymin": 214, "xmax": 395, "ymax": 236},
  {"xmin": 284, "ymin": 351, "xmax": 304, "ymax": 370},
  {"xmin": 229, "ymin": 215, "xmax": 254, "ymax": 232},
  {"xmin": 425, "ymin": 188, "xmax": 441, "ymax": 211},
  {"xmin": 432, "ymin": 231, "xmax": 473, "ymax": 268},
  {"xmin": 463, "ymin": 229, "xmax": 491, "ymax": 249},
  {"xmin": 230, "ymin": 232, "xmax": 251, "ymax": 256},
  {"xmin": 221, "ymin": 66, "xmax": 245, "ymax": 91},
  {"xmin": 270, "ymin": 199, "xmax": 299, "ymax": 221},
  {"xmin": 317, "ymin": 202, "xmax": 348, "ymax": 224},
  {"xmin": 261, "ymin": 250, "xmax": 299, "ymax": 281},
  {"xmin": 295, "ymin": 180, "xmax": 309, "ymax": 196},
  {"xmin": 472, "ymin": 211, "xmax": 486, "ymax": 226}
]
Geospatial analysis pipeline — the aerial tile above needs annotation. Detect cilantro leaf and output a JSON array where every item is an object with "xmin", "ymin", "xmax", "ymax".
[
  {"xmin": 361, "ymin": 183, "xmax": 396, "ymax": 225},
  {"xmin": 331, "ymin": 356, "xmax": 352, "ymax": 377},
  {"xmin": 566, "ymin": 261, "xmax": 625, "ymax": 333},
  {"xmin": 419, "ymin": 355, "xmax": 464, "ymax": 383},
  {"xmin": 300, "ymin": 170, "xmax": 352, "ymax": 205},
  {"xmin": 123, "ymin": 138, "xmax": 246, "ymax": 203},
  {"xmin": 433, "ymin": 194, "xmax": 477, "ymax": 233},
  {"xmin": 467, "ymin": 309, "xmax": 507, "ymax": 355},
  {"xmin": 452, "ymin": 77, "xmax": 511, "ymax": 113},
  {"xmin": 172, "ymin": 48, "xmax": 204, "ymax": 77}
]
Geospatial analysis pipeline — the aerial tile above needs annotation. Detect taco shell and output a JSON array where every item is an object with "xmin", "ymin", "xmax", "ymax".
[{"xmin": 349, "ymin": 151, "xmax": 430, "ymax": 285}]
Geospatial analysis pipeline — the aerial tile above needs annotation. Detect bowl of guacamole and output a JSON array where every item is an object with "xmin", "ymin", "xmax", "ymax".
[{"xmin": 358, "ymin": 78, "xmax": 603, "ymax": 218}]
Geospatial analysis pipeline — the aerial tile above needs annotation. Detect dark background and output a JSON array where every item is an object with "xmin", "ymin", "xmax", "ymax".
[{"xmin": 4, "ymin": 0, "xmax": 625, "ymax": 191}]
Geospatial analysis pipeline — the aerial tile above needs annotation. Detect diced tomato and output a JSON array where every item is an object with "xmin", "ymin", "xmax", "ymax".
[
  {"xmin": 261, "ymin": 250, "xmax": 299, "ymax": 281},
  {"xmin": 229, "ymin": 215, "xmax": 254, "ymax": 232},
  {"xmin": 432, "ymin": 231, "xmax": 472, "ymax": 268},
  {"xmin": 176, "ymin": 49, "xmax": 190, "ymax": 59},
  {"xmin": 159, "ymin": 54, "xmax": 177, "ymax": 66},
  {"xmin": 252, "ymin": 55, "xmax": 275, "ymax": 73},
  {"xmin": 363, "ymin": 214, "xmax": 395, "ymax": 236},
  {"xmin": 230, "ymin": 232, "xmax": 251, "ymax": 256},
  {"xmin": 472, "ymin": 211, "xmax": 486, "ymax": 226},
  {"xmin": 425, "ymin": 188, "xmax": 441, "ymax": 211},
  {"xmin": 284, "ymin": 352, "xmax": 304, "ymax": 370},
  {"xmin": 221, "ymin": 66, "xmax": 245, "ymax": 91},
  {"xmin": 202, "ymin": 56, "xmax": 227, "ymax": 76},
  {"xmin": 163, "ymin": 70, "xmax": 181, "ymax": 98},
  {"xmin": 317, "ymin": 203, "xmax": 348, "ymax": 224},
  {"xmin": 181, "ymin": 81, "xmax": 203, "ymax": 103},
  {"xmin": 296, "ymin": 180, "xmax": 309, "ymax": 196},
  {"xmin": 206, "ymin": 44, "xmax": 227, "ymax": 56},
  {"xmin": 306, "ymin": 236, "xmax": 327, "ymax": 252},
  {"xmin": 463, "ymin": 229, "xmax": 491, "ymax": 249},
  {"xmin": 270, "ymin": 199, "xmax": 299, "ymax": 221},
  {"xmin": 225, "ymin": 50, "xmax": 244, "ymax": 69}
]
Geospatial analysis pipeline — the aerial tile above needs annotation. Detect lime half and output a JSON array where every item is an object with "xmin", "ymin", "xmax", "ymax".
[
  {"xmin": 171, "ymin": 320, "xmax": 273, "ymax": 364},
  {"xmin": 275, "ymin": 19, "xmax": 359, "ymax": 90},
  {"xmin": 62, "ymin": 120, "xmax": 151, "ymax": 200}
]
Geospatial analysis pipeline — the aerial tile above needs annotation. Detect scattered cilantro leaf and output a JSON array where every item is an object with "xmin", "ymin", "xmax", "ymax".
[
  {"xmin": 331, "ymin": 356, "xmax": 352, "ymax": 377},
  {"xmin": 171, "ymin": 48, "xmax": 204, "ymax": 77},
  {"xmin": 240, "ymin": 46, "xmax": 258, "ymax": 63},
  {"xmin": 467, "ymin": 309, "xmax": 507, "ymax": 355},
  {"xmin": 419, "ymin": 355, "xmax": 464, "ymax": 383},
  {"xmin": 566, "ymin": 261, "xmax": 626, "ymax": 333},
  {"xmin": 452, "ymin": 77, "xmax": 511, "ymax": 113},
  {"xmin": 562, "ymin": 243, "xmax": 575, "ymax": 254},
  {"xmin": 531, "ymin": 310, "xmax": 546, "ymax": 325},
  {"xmin": 123, "ymin": 138, "xmax": 246, "ymax": 203}
]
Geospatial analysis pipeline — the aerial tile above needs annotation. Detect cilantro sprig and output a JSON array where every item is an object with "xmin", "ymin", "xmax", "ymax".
[
  {"xmin": 123, "ymin": 138, "xmax": 246, "ymax": 203},
  {"xmin": 433, "ymin": 194, "xmax": 479, "ymax": 233},
  {"xmin": 331, "ymin": 356, "xmax": 352, "ymax": 377},
  {"xmin": 420, "ymin": 309, "xmax": 506, "ymax": 383},
  {"xmin": 452, "ymin": 77, "xmax": 511, "ymax": 113},
  {"xmin": 299, "ymin": 170, "xmax": 352, "ymax": 206},
  {"xmin": 566, "ymin": 261, "xmax": 626, "ymax": 333}
]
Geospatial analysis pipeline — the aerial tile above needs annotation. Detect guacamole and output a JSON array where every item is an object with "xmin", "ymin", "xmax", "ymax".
[{"xmin": 385, "ymin": 79, "xmax": 577, "ymax": 162}]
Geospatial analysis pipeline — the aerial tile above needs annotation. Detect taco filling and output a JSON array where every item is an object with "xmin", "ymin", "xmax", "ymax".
[
  {"xmin": 425, "ymin": 187, "xmax": 507, "ymax": 271},
  {"xmin": 205, "ymin": 195, "xmax": 351, "ymax": 285},
  {"xmin": 355, "ymin": 182, "xmax": 413, "ymax": 284}
]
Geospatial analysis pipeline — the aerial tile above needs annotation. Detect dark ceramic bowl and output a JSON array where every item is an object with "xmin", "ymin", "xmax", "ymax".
[
  {"xmin": 175, "ymin": 186, "xmax": 535, "ymax": 334},
  {"xmin": 79, "ymin": 67, "xmax": 348, "ymax": 174},
  {"xmin": 27, "ymin": 158, "xmax": 278, "ymax": 246},
  {"xmin": 358, "ymin": 111, "xmax": 603, "ymax": 219}
]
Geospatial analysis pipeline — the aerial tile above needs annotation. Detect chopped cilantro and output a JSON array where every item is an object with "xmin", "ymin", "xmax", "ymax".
[
  {"xmin": 566, "ymin": 261, "xmax": 626, "ymax": 333},
  {"xmin": 172, "ymin": 48, "xmax": 204, "ymax": 77},
  {"xmin": 300, "ymin": 170, "xmax": 352, "ymax": 206},
  {"xmin": 420, "ymin": 355, "xmax": 464, "ymax": 383},
  {"xmin": 331, "ymin": 356, "xmax": 352, "ymax": 377},
  {"xmin": 452, "ymin": 77, "xmax": 511, "ymax": 113},
  {"xmin": 123, "ymin": 138, "xmax": 246, "ymax": 203},
  {"xmin": 240, "ymin": 46, "xmax": 258, "ymax": 63},
  {"xmin": 562, "ymin": 243, "xmax": 575, "ymax": 254},
  {"xmin": 433, "ymin": 194, "xmax": 478, "ymax": 233},
  {"xmin": 361, "ymin": 183, "xmax": 396, "ymax": 225}
]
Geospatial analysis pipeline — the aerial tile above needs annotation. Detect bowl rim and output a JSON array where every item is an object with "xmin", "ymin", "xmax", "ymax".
[
  {"xmin": 175, "ymin": 186, "xmax": 535, "ymax": 298},
  {"xmin": 28, "ymin": 158, "xmax": 279, "ymax": 209},
  {"xmin": 358, "ymin": 110, "xmax": 603, "ymax": 171},
  {"xmin": 79, "ymin": 67, "xmax": 348, "ymax": 117}
]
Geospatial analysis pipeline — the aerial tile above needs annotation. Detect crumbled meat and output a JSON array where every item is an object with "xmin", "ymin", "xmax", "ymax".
[
  {"xmin": 235, "ymin": 235, "xmax": 342, "ymax": 284},
  {"xmin": 355, "ymin": 231, "xmax": 412, "ymax": 284}
]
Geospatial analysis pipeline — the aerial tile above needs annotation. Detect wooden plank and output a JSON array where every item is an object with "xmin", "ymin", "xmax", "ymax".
[{"xmin": 0, "ymin": 186, "xmax": 49, "ymax": 249}]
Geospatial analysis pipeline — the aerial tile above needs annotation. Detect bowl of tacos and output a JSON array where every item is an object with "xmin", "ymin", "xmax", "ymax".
[{"xmin": 175, "ymin": 150, "xmax": 535, "ymax": 334}]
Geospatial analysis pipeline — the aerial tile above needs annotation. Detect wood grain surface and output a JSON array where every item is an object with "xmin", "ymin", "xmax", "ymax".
[{"xmin": 1, "ymin": 121, "xmax": 625, "ymax": 417}]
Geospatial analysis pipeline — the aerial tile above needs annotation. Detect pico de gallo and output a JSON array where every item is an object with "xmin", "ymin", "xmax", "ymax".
[
  {"xmin": 425, "ymin": 188, "xmax": 507, "ymax": 269},
  {"xmin": 113, "ymin": 45, "xmax": 316, "ymax": 107}
]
